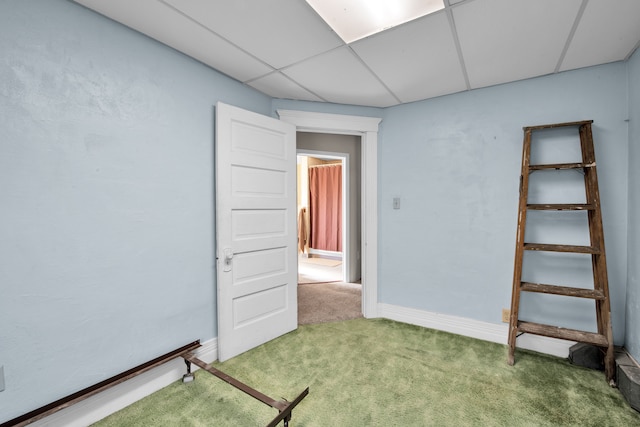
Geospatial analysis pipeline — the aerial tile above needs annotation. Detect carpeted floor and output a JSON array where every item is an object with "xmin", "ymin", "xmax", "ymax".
[
  {"xmin": 298, "ymin": 281, "xmax": 363, "ymax": 325},
  {"xmin": 297, "ymin": 255, "xmax": 363, "ymax": 325},
  {"xmin": 93, "ymin": 318, "xmax": 640, "ymax": 427},
  {"xmin": 298, "ymin": 255, "xmax": 343, "ymax": 284}
]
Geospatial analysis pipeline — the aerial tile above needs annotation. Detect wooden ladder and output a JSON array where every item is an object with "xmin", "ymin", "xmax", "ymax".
[{"xmin": 507, "ymin": 120, "xmax": 615, "ymax": 384}]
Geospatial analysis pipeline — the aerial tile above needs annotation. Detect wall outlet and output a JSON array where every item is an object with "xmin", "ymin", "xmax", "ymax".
[{"xmin": 501, "ymin": 308, "xmax": 510, "ymax": 323}]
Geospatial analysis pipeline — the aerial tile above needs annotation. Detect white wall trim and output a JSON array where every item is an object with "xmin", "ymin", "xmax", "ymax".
[
  {"xmin": 278, "ymin": 109, "xmax": 382, "ymax": 319},
  {"xmin": 379, "ymin": 303, "xmax": 575, "ymax": 358},
  {"xmin": 277, "ymin": 109, "xmax": 381, "ymax": 133},
  {"xmin": 31, "ymin": 339, "xmax": 218, "ymax": 427}
]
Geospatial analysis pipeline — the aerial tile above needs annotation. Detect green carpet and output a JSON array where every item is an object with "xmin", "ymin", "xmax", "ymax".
[{"xmin": 93, "ymin": 318, "xmax": 640, "ymax": 426}]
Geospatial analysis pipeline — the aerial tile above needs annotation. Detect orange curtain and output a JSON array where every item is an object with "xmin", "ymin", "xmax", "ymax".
[{"xmin": 309, "ymin": 164, "xmax": 342, "ymax": 252}]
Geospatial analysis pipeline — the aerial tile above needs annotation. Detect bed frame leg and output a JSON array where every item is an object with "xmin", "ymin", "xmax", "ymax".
[{"xmin": 182, "ymin": 359, "xmax": 194, "ymax": 383}]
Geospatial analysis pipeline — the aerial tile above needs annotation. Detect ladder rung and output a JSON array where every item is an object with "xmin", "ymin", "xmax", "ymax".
[
  {"xmin": 523, "ymin": 120, "xmax": 593, "ymax": 131},
  {"xmin": 529, "ymin": 162, "xmax": 595, "ymax": 171},
  {"xmin": 527, "ymin": 203, "xmax": 595, "ymax": 211},
  {"xmin": 520, "ymin": 282, "xmax": 605, "ymax": 300},
  {"xmin": 523, "ymin": 243, "xmax": 600, "ymax": 254},
  {"xmin": 517, "ymin": 321, "xmax": 608, "ymax": 347}
]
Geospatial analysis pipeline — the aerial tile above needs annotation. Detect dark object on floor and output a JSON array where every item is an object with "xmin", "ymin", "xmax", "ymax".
[
  {"xmin": 569, "ymin": 342, "xmax": 604, "ymax": 371},
  {"xmin": 616, "ymin": 351, "xmax": 640, "ymax": 412}
]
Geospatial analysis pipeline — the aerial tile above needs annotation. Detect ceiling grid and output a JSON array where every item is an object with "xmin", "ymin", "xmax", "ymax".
[{"xmin": 73, "ymin": 0, "xmax": 640, "ymax": 108}]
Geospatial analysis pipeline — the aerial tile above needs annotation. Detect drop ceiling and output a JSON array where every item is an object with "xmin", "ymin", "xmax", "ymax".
[{"xmin": 73, "ymin": 0, "xmax": 640, "ymax": 108}]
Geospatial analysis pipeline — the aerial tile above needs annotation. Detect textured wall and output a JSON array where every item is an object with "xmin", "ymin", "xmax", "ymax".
[
  {"xmin": 0, "ymin": 0, "xmax": 270, "ymax": 421},
  {"xmin": 379, "ymin": 63, "xmax": 630, "ymax": 344},
  {"xmin": 626, "ymin": 47, "xmax": 640, "ymax": 363},
  {"xmin": 0, "ymin": 0, "xmax": 637, "ymax": 422}
]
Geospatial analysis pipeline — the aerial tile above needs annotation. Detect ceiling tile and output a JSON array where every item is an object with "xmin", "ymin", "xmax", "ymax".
[
  {"xmin": 352, "ymin": 11, "xmax": 467, "ymax": 103},
  {"xmin": 454, "ymin": 0, "xmax": 583, "ymax": 89},
  {"xmin": 247, "ymin": 73, "xmax": 325, "ymax": 102},
  {"xmin": 306, "ymin": 0, "xmax": 445, "ymax": 44},
  {"xmin": 163, "ymin": 0, "xmax": 344, "ymax": 69},
  {"xmin": 282, "ymin": 47, "xmax": 399, "ymax": 107},
  {"xmin": 560, "ymin": 0, "xmax": 640, "ymax": 71},
  {"xmin": 74, "ymin": 0, "xmax": 272, "ymax": 81},
  {"xmin": 72, "ymin": 0, "xmax": 640, "ymax": 107}
]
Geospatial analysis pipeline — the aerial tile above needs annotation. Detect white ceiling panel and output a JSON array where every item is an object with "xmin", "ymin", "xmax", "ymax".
[
  {"xmin": 352, "ymin": 11, "xmax": 467, "ymax": 103},
  {"xmin": 163, "ymin": 0, "xmax": 344, "ymax": 70},
  {"xmin": 72, "ymin": 0, "xmax": 640, "ymax": 108},
  {"xmin": 560, "ymin": 0, "xmax": 640, "ymax": 71},
  {"xmin": 73, "ymin": 0, "xmax": 272, "ymax": 81},
  {"xmin": 306, "ymin": 0, "xmax": 445, "ymax": 44},
  {"xmin": 247, "ymin": 72, "xmax": 324, "ymax": 103},
  {"xmin": 283, "ymin": 47, "xmax": 399, "ymax": 107},
  {"xmin": 454, "ymin": 0, "xmax": 583, "ymax": 89}
]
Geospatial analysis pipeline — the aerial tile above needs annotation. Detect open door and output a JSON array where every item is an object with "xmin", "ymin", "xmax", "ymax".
[{"xmin": 216, "ymin": 102, "xmax": 297, "ymax": 361}]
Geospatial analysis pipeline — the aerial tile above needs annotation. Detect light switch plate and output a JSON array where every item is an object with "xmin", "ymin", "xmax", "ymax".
[{"xmin": 393, "ymin": 197, "xmax": 401, "ymax": 209}]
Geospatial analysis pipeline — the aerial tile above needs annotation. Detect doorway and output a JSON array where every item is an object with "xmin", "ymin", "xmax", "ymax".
[
  {"xmin": 297, "ymin": 152, "xmax": 348, "ymax": 281},
  {"xmin": 296, "ymin": 133, "xmax": 362, "ymax": 324},
  {"xmin": 277, "ymin": 109, "xmax": 381, "ymax": 320}
]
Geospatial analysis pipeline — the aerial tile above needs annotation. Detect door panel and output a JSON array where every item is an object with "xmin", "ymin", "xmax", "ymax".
[
  {"xmin": 231, "ymin": 209, "xmax": 287, "ymax": 241},
  {"xmin": 216, "ymin": 102, "xmax": 297, "ymax": 361}
]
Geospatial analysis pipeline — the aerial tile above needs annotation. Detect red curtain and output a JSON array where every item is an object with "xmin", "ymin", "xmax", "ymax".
[{"xmin": 309, "ymin": 164, "xmax": 342, "ymax": 252}]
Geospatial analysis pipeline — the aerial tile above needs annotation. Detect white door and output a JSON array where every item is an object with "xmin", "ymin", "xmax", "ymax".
[{"xmin": 215, "ymin": 102, "xmax": 298, "ymax": 361}]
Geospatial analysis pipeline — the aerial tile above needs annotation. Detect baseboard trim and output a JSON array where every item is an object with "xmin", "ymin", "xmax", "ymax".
[
  {"xmin": 30, "ymin": 338, "xmax": 217, "ymax": 427},
  {"xmin": 378, "ymin": 303, "xmax": 574, "ymax": 358},
  {"xmin": 307, "ymin": 248, "xmax": 342, "ymax": 260}
]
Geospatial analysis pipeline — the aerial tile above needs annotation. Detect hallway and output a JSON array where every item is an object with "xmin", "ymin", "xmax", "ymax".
[{"xmin": 298, "ymin": 256, "xmax": 362, "ymax": 325}]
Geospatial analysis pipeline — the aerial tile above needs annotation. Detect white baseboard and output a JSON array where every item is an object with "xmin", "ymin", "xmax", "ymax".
[
  {"xmin": 307, "ymin": 248, "xmax": 342, "ymax": 260},
  {"xmin": 378, "ymin": 303, "xmax": 575, "ymax": 358},
  {"xmin": 31, "ymin": 338, "xmax": 217, "ymax": 427}
]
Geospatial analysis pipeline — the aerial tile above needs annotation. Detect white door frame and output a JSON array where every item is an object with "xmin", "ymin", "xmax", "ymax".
[
  {"xmin": 297, "ymin": 150, "xmax": 350, "ymax": 282},
  {"xmin": 277, "ymin": 110, "xmax": 381, "ymax": 318}
]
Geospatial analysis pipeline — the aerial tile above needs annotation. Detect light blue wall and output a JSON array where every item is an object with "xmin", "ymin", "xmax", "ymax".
[
  {"xmin": 0, "ymin": 0, "xmax": 271, "ymax": 421},
  {"xmin": 626, "ymin": 48, "xmax": 640, "ymax": 363},
  {"xmin": 0, "ymin": 0, "xmax": 637, "ymax": 422},
  {"xmin": 379, "ymin": 64, "xmax": 630, "ymax": 344}
]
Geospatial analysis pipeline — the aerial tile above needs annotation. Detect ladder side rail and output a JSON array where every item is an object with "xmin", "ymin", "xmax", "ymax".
[
  {"xmin": 579, "ymin": 123, "xmax": 615, "ymax": 383},
  {"xmin": 579, "ymin": 123, "xmax": 604, "ymax": 331},
  {"xmin": 508, "ymin": 129, "xmax": 532, "ymax": 365}
]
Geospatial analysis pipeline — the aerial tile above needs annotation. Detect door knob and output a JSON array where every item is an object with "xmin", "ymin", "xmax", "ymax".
[{"xmin": 223, "ymin": 248, "xmax": 233, "ymax": 272}]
